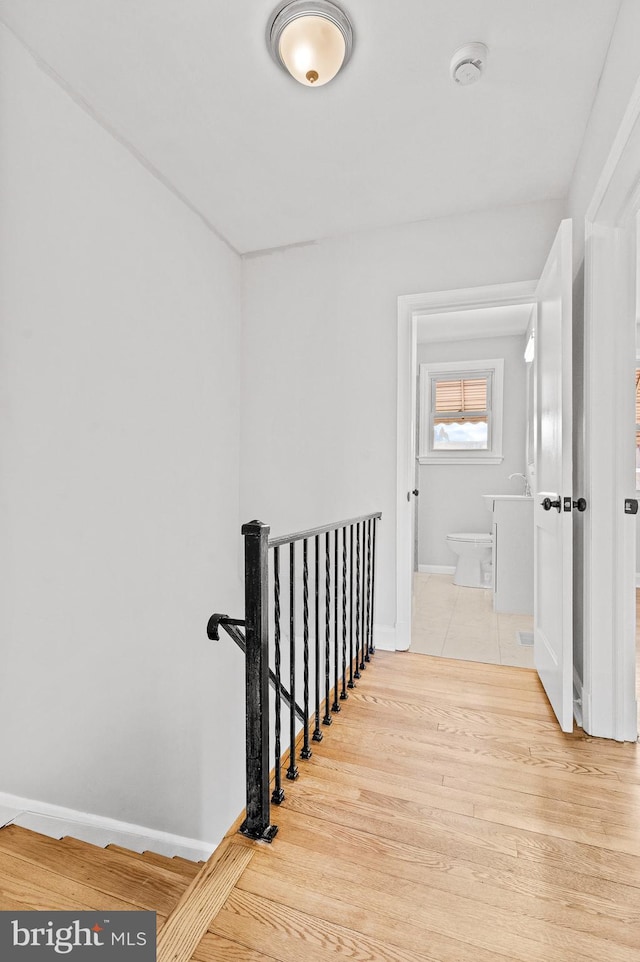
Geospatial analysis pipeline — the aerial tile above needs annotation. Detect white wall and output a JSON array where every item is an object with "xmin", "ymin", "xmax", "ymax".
[
  {"xmin": 416, "ymin": 335, "xmax": 528, "ymax": 568},
  {"xmin": 0, "ymin": 25, "xmax": 245, "ymax": 845},
  {"xmin": 568, "ymin": 0, "xmax": 640, "ymax": 258},
  {"xmin": 566, "ymin": 0, "xmax": 640, "ymax": 680},
  {"xmin": 241, "ymin": 199, "xmax": 564, "ymax": 640}
]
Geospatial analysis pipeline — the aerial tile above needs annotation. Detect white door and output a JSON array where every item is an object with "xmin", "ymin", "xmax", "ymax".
[{"xmin": 533, "ymin": 219, "xmax": 574, "ymax": 732}]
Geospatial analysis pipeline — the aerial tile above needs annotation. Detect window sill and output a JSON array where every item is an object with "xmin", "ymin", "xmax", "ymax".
[{"xmin": 418, "ymin": 455, "xmax": 504, "ymax": 465}]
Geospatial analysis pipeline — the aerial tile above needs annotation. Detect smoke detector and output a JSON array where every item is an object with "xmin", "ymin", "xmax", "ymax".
[{"xmin": 450, "ymin": 42, "xmax": 488, "ymax": 86}]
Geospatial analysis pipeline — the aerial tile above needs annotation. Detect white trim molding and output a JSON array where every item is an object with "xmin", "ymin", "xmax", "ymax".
[
  {"xmin": 418, "ymin": 564, "xmax": 456, "ymax": 575},
  {"xmin": 582, "ymin": 71, "xmax": 640, "ymax": 741},
  {"xmin": 0, "ymin": 791, "xmax": 217, "ymax": 862},
  {"xmin": 373, "ymin": 623, "xmax": 400, "ymax": 651}
]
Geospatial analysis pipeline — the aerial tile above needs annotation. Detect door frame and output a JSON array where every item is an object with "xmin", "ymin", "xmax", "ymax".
[
  {"xmin": 582, "ymin": 76, "xmax": 640, "ymax": 741},
  {"xmin": 395, "ymin": 280, "xmax": 538, "ymax": 650}
]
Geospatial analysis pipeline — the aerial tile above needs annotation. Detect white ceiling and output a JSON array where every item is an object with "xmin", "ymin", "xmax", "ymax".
[
  {"xmin": 0, "ymin": 0, "xmax": 621, "ymax": 254},
  {"xmin": 417, "ymin": 304, "xmax": 533, "ymax": 344}
]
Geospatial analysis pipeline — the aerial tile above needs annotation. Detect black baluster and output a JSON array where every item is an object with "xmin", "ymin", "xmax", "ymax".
[
  {"xmin": 348, "ymin": 524, "xmax": 355, "ymax": 689},
  {"xmin": 313, "ymin": 534, "xmax": 323, "ymax": 741},
  {"xmin": 271, "ymin": 547, "xmax": 285, "ymax": 804},
  {"xmin": 332, "ymin": 529, "xmax": 340, "ymax": 713},
  {"xmin": 300, "ymin": 539, "xmax": 312, "ymax": 759},
  {"xmin": 359, "ymin": 521, "xmax": 367, "ymax": 671},
  {"xmin": 287, "ymin": 542, "xmax": 298, "ymax": 780},
  {"xmin": 323, "ymin": 531, "xmax": 332, "ymax": 726},
  {"xmin": 365, "ymin": 518, "xmax": 372, "ymax": 663},
  {"xmin": 369, "ymin": 517, "xmax": 378, "ymax": 655},
  {"xmin": 340, "ymin": 526, "xmax": 348, "ymax": 700},
  {"xmin": 354, "ymin": 522, "xmax": 361, "ymax": 679},
  {"xmin": 239, "ymin": 521, "xmax": 276, "ymax": 841}
]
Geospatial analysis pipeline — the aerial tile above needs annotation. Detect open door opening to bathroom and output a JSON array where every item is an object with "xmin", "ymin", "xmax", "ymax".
[
  {"xmin": 397, "ymin": 226, "xmax": 575, "ymax": 709},
  {"xmin": 397, "ymin": 280, "xmax": 539, "ymax": 654},
  {"xmin": 532, "ymin": 219, "xmax": 574, "ymax": 732}
]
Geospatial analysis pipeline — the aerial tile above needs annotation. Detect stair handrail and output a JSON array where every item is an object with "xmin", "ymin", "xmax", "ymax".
[
  {"xmin": 208, "ymin": 511, "xmax": 381, "ymax": 842},
  {"xmin": 207, "ymin": 613, "xmax": 305, "ymax": 721}
]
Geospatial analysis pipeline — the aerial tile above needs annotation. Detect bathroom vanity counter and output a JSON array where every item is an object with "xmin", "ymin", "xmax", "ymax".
[{"xmin": 484, "ymin": 495, "xmax": 533, "ymax": 614}]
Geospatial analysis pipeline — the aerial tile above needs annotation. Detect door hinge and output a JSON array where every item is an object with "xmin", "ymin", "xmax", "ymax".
[{"xmin": 625, "ymin": 498, "xmax": 638, "ymax": 515}]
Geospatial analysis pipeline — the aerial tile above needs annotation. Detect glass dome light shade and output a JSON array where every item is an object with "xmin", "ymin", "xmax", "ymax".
[
  {"xmin": 268, "ymin": 1, "xmax": 354, "ymax": 87},
  {"xmin": 279, "ymin": 15, "xmax": 345, "ymax": 86}
]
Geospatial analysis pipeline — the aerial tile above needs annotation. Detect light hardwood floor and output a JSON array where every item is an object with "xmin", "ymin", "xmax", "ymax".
[
  {"xmin": 208, "ymin": 652, "xmax": 640, "ymax": 962},
  {"xmin": 2, "ymin": 650, "xmax": 640, "ymax": 961}
]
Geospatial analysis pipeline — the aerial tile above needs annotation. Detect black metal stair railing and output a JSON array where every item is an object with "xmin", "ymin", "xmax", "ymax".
[{"xmin": 207, "ymin": 511, "xmax": 381, "ymax": 842}]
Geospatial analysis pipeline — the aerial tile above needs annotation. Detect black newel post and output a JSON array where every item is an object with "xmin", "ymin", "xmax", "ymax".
[{"xmin": 239, "ymin": 520, "xmax": 278, "ymax": 842}]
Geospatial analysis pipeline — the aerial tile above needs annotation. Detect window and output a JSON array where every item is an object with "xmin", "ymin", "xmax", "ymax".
[
  {"xmin": 432, "ymin": 373, "xmax": 491, "ymax": 450},
  {"xmin": 419, "ymin": 358, "xmax": 504, "ymax": 464}
]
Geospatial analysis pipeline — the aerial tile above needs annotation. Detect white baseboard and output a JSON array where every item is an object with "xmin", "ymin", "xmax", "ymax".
[
  {"xmin": 636, "ymin": 572, "xmax": 640, "ymax": 588},
  {"xmin": 0, "ymin": 804, "xmax": 21, "ymax": 828},
  {"xmin": 0, "ymin": 791, "xmax": 216, "ymax": 862},
  {"xmin": 418, "ymin": 565, "xmax": 455, "ymax": 575},
  {"xmin": 392, "ymin": 620, "xmax": 411, "ymax": 651},
  {"xmin": 372, "ymin": 623, "xmax": 413, "ymax": 652},
  {"xmin": 373, "ymin": 624, "xmax": 397, "ymax": 651}
]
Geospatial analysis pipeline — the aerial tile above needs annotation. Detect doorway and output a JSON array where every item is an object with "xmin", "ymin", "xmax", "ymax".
[
  {"xmin": 398, "ymin": 219, "xmax": 576, "ymax": 734},
  {"xmin": 410, "ymin": 305, "xmax": 535, "ymax": 667},
  {"xmin": 395, "ymin": 281, "xmax": 538, "ymax": 654}
]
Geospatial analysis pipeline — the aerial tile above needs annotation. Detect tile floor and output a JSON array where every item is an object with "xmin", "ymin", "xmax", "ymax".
[{"xmin": 411, "ymin": 572, "xmax": 535, "ymax": 668}]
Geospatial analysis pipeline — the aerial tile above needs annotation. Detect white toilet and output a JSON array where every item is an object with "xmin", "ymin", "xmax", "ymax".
[{"xmin": 446, "ymin": 532, "xmax": 493, "ymax": 588}]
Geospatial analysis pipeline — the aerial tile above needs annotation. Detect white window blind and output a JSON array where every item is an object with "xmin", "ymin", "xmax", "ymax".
[{"xmin": 433, "ymin": 376, "xmax": 489, "ymax": 425}]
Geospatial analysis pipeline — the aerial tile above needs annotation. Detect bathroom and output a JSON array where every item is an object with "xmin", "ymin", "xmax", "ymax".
[{"xmin": 412, "ymin": 309, "xmax": 534, "ymax": 666}]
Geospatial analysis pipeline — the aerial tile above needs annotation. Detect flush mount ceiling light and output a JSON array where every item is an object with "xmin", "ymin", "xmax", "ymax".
[{"xmin": 267, "ymin": 0, "xmax": 354, "ymax": 87}]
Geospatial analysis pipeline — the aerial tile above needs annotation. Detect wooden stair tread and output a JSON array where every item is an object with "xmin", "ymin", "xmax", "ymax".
[
  {"xmin": 104, "ymin": 844, "xmax": 201, "ymax": 881},
  {"xmin": 0, "ymin": 825, "xmax": 190, "ymax": 914},
  {"xmin": 174, "ymin": 855, "xmax": 205, "ymax": 869},
  {"xmin": 105, "ymin": 843, "xmax": 146, "ymax": 859},
  {"xmin": 0, "ymin": 847, "xmax": 166, "ymax": 917},
  {"xmin": 157, "ymin": 838, "xmax": 254, "ymax": 962},
  {"xmin": 141, "ymin": 850, "xmax": 201, "ymax": 879}
]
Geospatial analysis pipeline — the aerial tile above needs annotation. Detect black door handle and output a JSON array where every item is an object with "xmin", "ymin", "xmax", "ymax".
[{"xmin": 541, "ymin": 497, "xmax": 561, "ymax": 512}]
